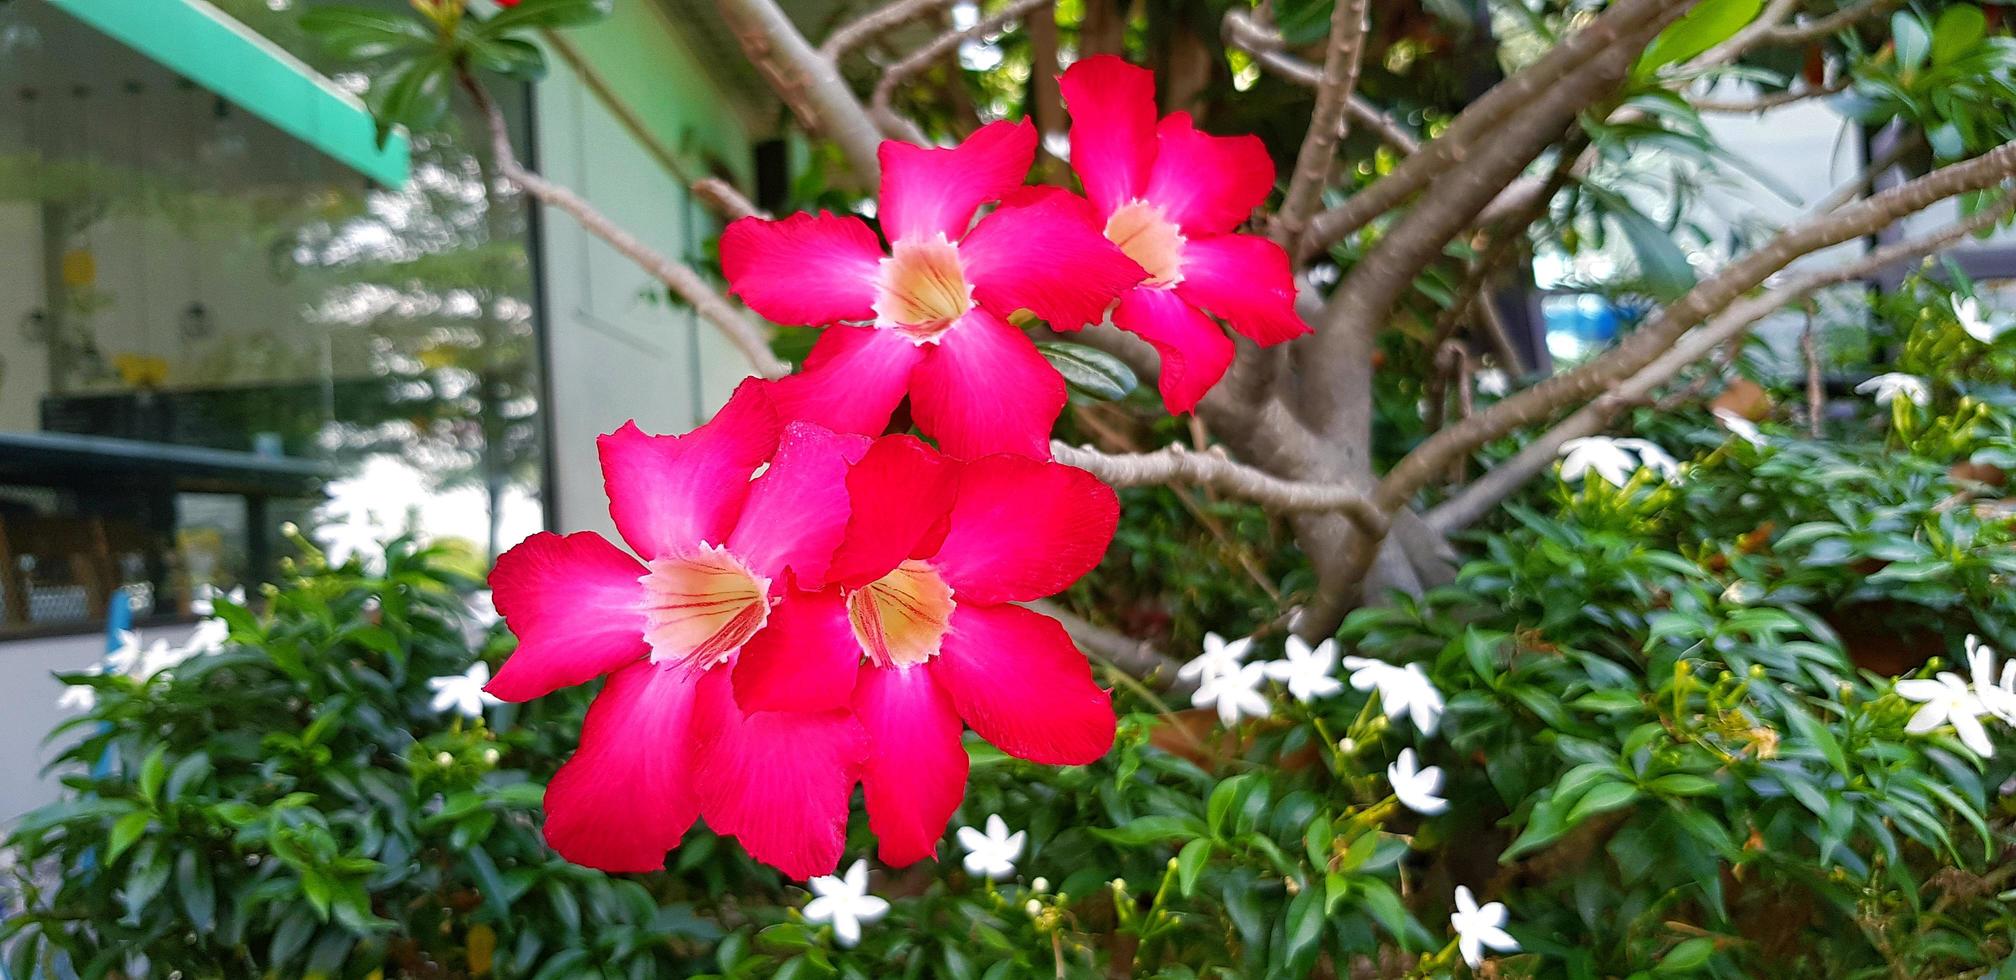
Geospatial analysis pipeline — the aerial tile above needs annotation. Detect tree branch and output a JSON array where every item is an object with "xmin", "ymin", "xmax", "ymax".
[
  {"xmin": 820, "ymin": 0, "xmax": 955, "ymax": 60},
  {"xmin": 458, "ymin": 71, "xmax": 790, "ymax": 379},
  {"xmin": 1051, "ymin": 441, "xmax": 1389, "ymax": 534},
  {"xmin": 1380, "ymin": 139, "xmax": 2016, "ymax": 514},
  {"xmin": 870, "ymin": 0, "xmax": 1051, "ymax": 143},
  {"xmin": 1425, "ymin": 192, "xmax": 2016, "ymax": 534},
  {"xmin": 1274, "ymin": 0, "xmax": 1370, "ymax": 245},
  {"xmin": 1025, "ymin": 599, "xmax": 1184, "ymax": 684},
  {"xmin": 714, "ymin": 0, "xmax": 888, "ymax": 185},
  {"xmin": 1766, "ymin": 0, "xmax": 1904, "ymax": 46},
  {"xmin": 1690, "ymin": 78, "xmax": 1848, "ymax": 114}
]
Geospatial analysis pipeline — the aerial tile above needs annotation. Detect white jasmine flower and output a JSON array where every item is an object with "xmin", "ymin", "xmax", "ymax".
[
  {"xmin": 1388, "ymin": 748, "xmax": 1449, "ymax": 815},
  {"xmin": 1966, "ymin": 635, "xmax": 2016, "ymax": 723},
  {"xmin": 427, "ymin": 662, "xmax": 500, "ymax": 719},
  {"xmin": 1341, "ymin": 658, "xmax": 1445, "ymax": 735},
  {"xmin": 1955, "ymin": 296, "xmax": 2009, "ymax": 344},
  {"xmin": 136, "ymin": 638, "xmax": 191, "ymax": 678},
  {"xmin": 1451, "ymin": 885, "xmax": 1520, "ymax": 968},
  {"xmin": 956, "ymin": 814, "xmax": 1025, "ymax": 880},
  {"xmin": 1856, "ymin": 373, "xmax": 1931, "ymax": 407},
  {"xmin": 1265, "ymin": 636, "xmax": 1345, "ymax": 703},
  {"xmin": 1897, "ymin": 672, "xmax": 1996, "ymax": 757},
  {"xmin": 182, "ymin": 616, "xmax": 231, "ymax": 656},
  {"xmin": 57, "ymin": 683, "xmax": 96, "ymax": 712},
  {"xmin": 1179, "ymin": 632, "xmax": 1251, "ymax": 683},
  {"xmin": 802, "ymin": 859, "xmax": 889, "ymax": 948},
  {"xmin": 104, "ymin": 630, "xmax": 142, "ymax": 675},
  {"xmin": 189, "ymin": 584, "xmax": 245, "ymax": 616},
  {"xmin": 1474, "ymin": 369, "xmax": 1510, "ymax": 397},
  {"xmin": 1712, "ymin": 409, "xmax": 1767, "ymax": 448},
  {"xmin": 1192, "ymin": 661, "xmax": 1272, "ymax": 726},
  {"xmin": 1558, "ymin": 437, "xmax": 1637, "ymax": 486}
]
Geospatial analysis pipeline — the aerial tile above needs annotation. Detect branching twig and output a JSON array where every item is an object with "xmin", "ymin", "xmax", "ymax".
[
  {"xmin": 458, "ymin": 71, "xmax": 790, "ymax": 379},
  {"xmin": 715, "ymin": 0, "xmax": 887, "ymax": 184},
  {"xmin": 870, "ymin": 0, "xmax": 1051, "ymax": 142},
  {"xmin": 1051, "ymin": 442, "xmax": 1389, "ymax": 534},
  {"xmin": 1691, "ymin": 78, "xmax": 1848, "ymax": 114},
  {"xmin": 1766, "ymin": 0, "xmax": 1904, "ymax": 47},
  {"xmin": 692, "ymin": 177, "xmax": 766, "ymax": 221},
  {"xmin": 1222, "ymin": 9, "xmax": 1419, "ymax": 156},
  {"xmin": 1275, "ymin": 0, "xmax": 1370, "ymax": 244},
  {"xmin": 820, "ymin": 0, "xmax": 955, "ymax": 60}
]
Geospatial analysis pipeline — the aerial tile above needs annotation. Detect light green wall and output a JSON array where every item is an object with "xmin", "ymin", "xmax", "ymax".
[{"xmin": 555, "ymin": 2, "xmax": 757, "ymax": 187}]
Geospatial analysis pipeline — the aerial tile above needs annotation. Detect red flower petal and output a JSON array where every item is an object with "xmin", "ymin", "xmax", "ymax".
[
  {"xmin": 1110, "ymin": 285, "xmax": 1235, "ymax": 414},
  {"xmin": 962, "ymin": 189, "xmax": 1145, "ymax": 329},
  {"xmin": 731, "ymin": 588, "xmax": 861, "ymax": 713},
  {"xmin": 722, "ymin": 211, "xmax": 884, "ymax": 326},
  {"xmin": 828, "ymin": 435, "xmax": 961, "ymax": 589},
  {"xmin": 927, "ymin": 453, "xmax": 1118, "ymax": 604},
  {"xmin": 1143, "ymin": 113, "xmax": 1276, "ymax": 236},
  {"xmin": 542, "ymin": 660, "xmax": 704, "ymax": 872},
  {"xmin": 1176, "ymin": 234, "xmax": 1311, "ymax": 346},
  {"xmin": 930, "ymin": 604, "xmax": 1114, "ymax": 765},
  {"xmin": 1058, "ymin": 55, "xmax": 1159, "ymax": 215},
  {"xmin": 767, "ymin": 325, "xmax": 925, "ymax": 439},
  {"xmin": 855, "ymin": 663, "xmax": 968, "ymax": 866},
  {"xmin": 692, "ymin": 670, "xmax": 867, "ymax": 879},
  {"xmin": 878, "ymin": 119, "xmax": 1036, "ymax": 243},
  {"xmin": 727, "ymin": 422, "xmax": 871, "ymax": 586},
  {"xmin": 908, "ymin": 309, "xmax": 1064, "ymax": 460},
  {"xmin": 487, "ymin": 531, "xmax": 649, "ymax": 702},
  {"xmin": 598, "ymin": 379, "xmax": 779, "ymax": 560}
]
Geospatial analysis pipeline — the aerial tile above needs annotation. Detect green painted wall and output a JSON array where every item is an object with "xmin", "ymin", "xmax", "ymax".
[{"xmin": 556, "ymin": 1, "xmax": 756, "ymax": 187}]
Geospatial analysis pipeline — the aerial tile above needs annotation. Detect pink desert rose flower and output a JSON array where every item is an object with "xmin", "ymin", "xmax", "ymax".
[
  {"xmin": 728, "ymin": 435, "xmax": 1122, "ymax": 866},
  {"xmin": 485, "ymin": 380, "xmax": 874, "ymax": 879},
  {"xmin": 720, "ymin": 119, "xmax": 1147, "ymax": 458},
  {"xmin": 1057, "ymin": 55, "xmax": 1311, "ymax": 413}
]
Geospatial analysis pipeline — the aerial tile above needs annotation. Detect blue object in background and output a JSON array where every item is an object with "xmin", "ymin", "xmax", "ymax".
[{"xmin": 93, "ymin": 588, "xmax": 132, "ymax": 781}]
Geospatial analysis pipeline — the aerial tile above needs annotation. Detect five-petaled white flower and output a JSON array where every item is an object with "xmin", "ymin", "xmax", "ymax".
[
  {"xmin": 189, "ymin": 584, "xmax": 246, "ymax": 617},
  {"xmin": 1712, "ymin": 409, "xmax": 1768, "ymax": 448},
  {"xmin": 1180, "ymin": 632, "xmax": 1251, "ymax": 683},
  {"xmin": 802, "ymin": 859, "xmax": 889, "ymax": 948},
  {"xmin": 1896, "ymin": 671, "xmax": 1996, "ymax": 757},
  {"xmin": 57, "ymin": 683, "xmax": 96, "ymax": 712},
  {"xmin": 1856, "ymin": 373, "xmax": 1931, "ymax": 407},
  {"xmin": 1474, "ymin": 369, "xmax": 1510, "ymax": 397},
  {"xmin": 427, "ymin": 662, "xmax": 501, "ymax": 719},
  {"xmin": 1192, "ymin": 660, "xmax": 1273, "ymax": 726},
  {"xmin": 1615, "ymin": 438, "xmax": 1681, "ymax": 482},
  {"xmin": 104, "ymin": 630, "xmax": 142, "ymax": 675},
  {"xmin": 1342, "ymin": 657, "xmax": 1445, "ymax": 735},
  {"xmin": 1558, "ymin": 436, "xmax": 1679, "ymax": 486},
  {"xmin": 956, "ymin": 814, "xmax": 1026, "ymax": 880},
  {"xmin": 1388, "ymin": 748, "xmax": 1449, "ymax": 816},
  {"xmin": 1955, "ymin": 295, "xmax": 2009, "ymax": 345},
  {"xmin": 1451, "ymin": 885, "xmax": 1520, "ymax": 968},
  {"xmin": 136, "ymin": 638, "xmax": 191, "ymax": 678},
  {"xmin": 1265, "ymin": 636, "xmax": 1345, "ymax": 703},
  {"xmin": 1967, "ymin": 635, "xmax": 2016, "ymax": 724}
]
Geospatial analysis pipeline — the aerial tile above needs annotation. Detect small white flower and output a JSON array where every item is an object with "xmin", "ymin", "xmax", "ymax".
[
  {"xmin": 1192, "ymin": 661, "xmax": 1272, "ymax": 726},
  {"xmin": 136, "ymin": 638, "xmax": 191, "ymax": 678},
  {"xmin": 189, "ymin": 584, "xmax": 246, "ymax": 617},
  {"xmin": 1451, "ymin": 885, "xmax": 1520, "ymax": 968},
  {"xmin": 1712, "ymin": 409, "xmax": 1768, "ymax": 448},
  {"xmin": 956, "ymin": 814, "xmax": 1025, "ymax": 880},
  {"xmin": 57, "ymin": 683, "xmax": 96, "ymax": 712},
  {"xmin": 1474, "ymin": 369, "xmax": 1510, "ymax": 397},
  {"xmin": 1558, "ymin": 437, "xmax": 1638, "ymax": 486},
  {"xmin": 1955, "ymin": 295, "xmax": 2009, "ymax": 345},
  {"xmin": 1388, "ymin": 748, "xmax": 1449, "ymax": 815},
  {"xmin": 1966, "ymin": 635, "xmax": 2016, "ymax": 723},
  {"xmin": 1614, "ymin": 438, "xmax": 1681, "ymax": 482},
  {"xmin": 1179, "ymin": 632, "xmax": 1251, "ymax": 683},
  {"xmin": 427, "ymin": 662, "xmax": 500, "ymax": 719},
  {"xmin": 802, "ymin": 858, "xmax": 889, "ymax": 948},
  {"xmin": 1897, "ymin": 672, "xmax": 1996, "ymax": 757},
  {"xmin": 1341, "ymin": 658, "xmax": 1445, "ymax": 735},
  {"xmin": 1856, "ymin": 373, "xmax": 1931, "ymax": 407},
  {"xmin": 104, "ymin": 630, "xmax": 142, "ymax": 674},
  {"xmin": 182, "ymin": 616, "xmax": 231, "ymax": 656},
  {"xmin": 1265, "ymin": 636, "xmax": 1345, "ymax": 703}
]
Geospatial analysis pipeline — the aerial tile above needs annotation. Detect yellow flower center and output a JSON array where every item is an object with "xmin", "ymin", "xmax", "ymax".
[
  {"xmin": 875, "ymin": 235, "xmax": 974, "ymax": 342},
  {"xmin": 847, "ymin": 560, "xmax": 956, "ymax": 669},
  {"xmin": 637, "ymin": 545, "xmax": 770, "ymax": 669},
  {"xmin": 1104, "ymin": 200, "xmax": 1185, "ymax": 287}
]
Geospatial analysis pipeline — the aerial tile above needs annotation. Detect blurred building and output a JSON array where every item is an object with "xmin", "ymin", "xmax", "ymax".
[{"xmin": 0, "ymin": 0, "xmax": 771, "ymax": 817}]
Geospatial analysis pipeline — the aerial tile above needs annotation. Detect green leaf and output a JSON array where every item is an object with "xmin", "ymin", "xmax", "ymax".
[
  {"xmin": 1656, "ymin": 937, "xmax": 1717, "ymax": 973},
  {"xmin": 1176, "ymin": 838, "xmax": 1212, "ymax": 897},
  {"xmin": 1564, "ymin": 781, "xmax": 1640, "ymax": 828},
  {"xmin": 480, "ymin": 0, "xmax": 613, "ymax": 34},
  {"xmin": 1894, "ymin": 11, "xmax": 1932, "ymax": 72},
  {"xmin": 1932, "ymin": 5, "xmax": 1988, "ymax": 66},
  {"xmin": 1646, "ymin": 773, "xmax": 1721, "ymax": 798},
  {"xmin": 1091, "ymin": 814, "xmax": 1205, "ymax": 846},
  {"xmin": 1282, "ymin": 887, "xmax": 1325, "ymax": 974},
  {"xmin": 138, "ymin": 745, "xmax": 168, "ymax": 803},
  {"xmin": 1605, "ymin": 197, "xmax": 1698, "ymax": 299},
  {"xmin": 107, "ymin": 810, "xmax": 150, "ymax": 865},
  {"xmin": 1637, "ymin": 0, "xmax": 1766, "ymax": 76},
  {"xmin": 176, "ymin": 848, "xmax": 216, "ymax": 932},
  {"xmin": 298, "ymin": 5, "xmax": 435, "ymax": 61},
  {"xmin": 467, "ymin": 37, "xmax": 548, "ymax": 81},
  {"xmin": 121, "ymin": 842, "xmax": 172, "ymax": 924},
  {"xmin": 1036, "ymin": 341, "xmax": 1138, "ymax": 401}
]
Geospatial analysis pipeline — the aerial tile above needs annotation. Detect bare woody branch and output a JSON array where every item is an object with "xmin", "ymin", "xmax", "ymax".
[
  {"xmin": 1295, "ymin": 0, "xmax": 1682, "ymax": 259},
  {"xmin": 1425, "ymin": 194, "xmax": 2016, "ymax": 534},
  {"xmin": 1766, "ymin": 0, "xmax": 1905, "ymax": 46},
  {"xmin": 1690, "ymin": 79, "xmax": 1848, "ymax": 114},
  {"xmin": 1274, "ymin": 0, "xmax": 1371, "ymax": 244},
  {"xmin": 458, "ymin": 71, "xmax": 791, "ymax": 379},
  {"xmin": 870, "ymin": 0, "xmax": 1051, "ymax": 143},
  {"xmin": 820, "ymin": 0, "xmax": 955, "ymax": 60},
  {"xmin": 692, "ymin": 177, "xmax": 765, "ymax": 221},
  {"xmin": 715, "ymin": 0, "xmax": 888, "ymax": 184},
  {"xmin": 1050, "ymin": 441, "xmax": 1390, "ymax": 534},
  {"xmin": 1221, "ymin": 10, "xmax": 1421, "ymax": 155},
  {"xmin": 1377, "ymin": 138, "xmax": 2016, "ymax": 513}
]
